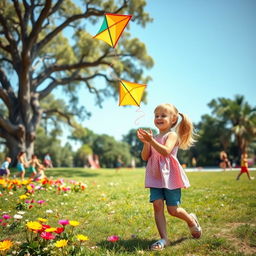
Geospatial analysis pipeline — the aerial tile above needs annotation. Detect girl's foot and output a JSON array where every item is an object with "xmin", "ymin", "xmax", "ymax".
[
  {"xmin": 189, "ymin": 213, "xmax": 202, "ymax": 239},
  {"xmin": 151, "ymin": 239, "xmax": 169, "ymax": 251}
]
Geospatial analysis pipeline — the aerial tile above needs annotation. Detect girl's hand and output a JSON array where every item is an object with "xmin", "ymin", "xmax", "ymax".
[{"xmin": 137, "ymin": 129, "xmax": 153, "ymax": 143}]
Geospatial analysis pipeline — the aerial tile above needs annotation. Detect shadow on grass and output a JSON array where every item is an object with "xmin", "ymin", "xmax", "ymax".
[
  {"xmin": 97, "ymin": 237, "xmax": 188, "ymax": 253},
  {"xmin": 44, "ymin": 168, "xmax": 99, "ymax": 178}
]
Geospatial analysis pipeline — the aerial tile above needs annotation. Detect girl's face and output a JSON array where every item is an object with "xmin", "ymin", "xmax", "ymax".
[{"xmin": 154, "ymin": 107, "xmax": 175, "ymax": 133}]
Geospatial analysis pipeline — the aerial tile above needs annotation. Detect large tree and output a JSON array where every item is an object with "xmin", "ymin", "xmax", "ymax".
[
  {"xmin": 208, "ymin": 95, "xmax": 256, "ymax": 156},
  {"xmin": 0, "ymin": 0, "xmax": 153, "ymax": 160}
]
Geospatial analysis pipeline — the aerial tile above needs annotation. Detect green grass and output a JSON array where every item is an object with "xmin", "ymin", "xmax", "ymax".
[{"xmin": 1, "ymin": 168, "xmax": 256, "ymax": 255}]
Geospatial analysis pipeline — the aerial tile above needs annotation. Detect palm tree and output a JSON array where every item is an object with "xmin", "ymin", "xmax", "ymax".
[{"xmin": 208, "ymin": 95, "xmax": 256, "ymax": 156}]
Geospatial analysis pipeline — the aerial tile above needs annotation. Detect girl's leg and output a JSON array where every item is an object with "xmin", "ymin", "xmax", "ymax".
[
  {"xmin": 236, "ymin": 172, "xmax": 242, "ymax": 180},
  {"xmin": 153, "ymin": 199, "xmax": 169, "ymax": 242},
  {"xmin": 21, "ymin": 170, "xmax": 25, "ymax": 180},
  {"xmin": 167, "ymin": 206, "xmax": 196, "ymax": 228}
]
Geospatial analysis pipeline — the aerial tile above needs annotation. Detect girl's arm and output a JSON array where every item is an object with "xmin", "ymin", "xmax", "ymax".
[
  {"xmin": 137, "ymin": 129, "xmax": 151, "ymax": 161},
  {"xmin": 139, "ymin": 129, "xmax": 178, "ymax": 157}
]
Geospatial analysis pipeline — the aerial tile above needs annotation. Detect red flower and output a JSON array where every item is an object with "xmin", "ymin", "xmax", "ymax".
[
  {"xmin": 55, "ymin": 227, "xmax": 65, "ymax": 234},
  {"xmin": 42, "ymin": 224, "xmax": 51, "ymax": 231},
  {"xmin": 40, "ymin": 232, "xmax": 55, "ymax": 240}
]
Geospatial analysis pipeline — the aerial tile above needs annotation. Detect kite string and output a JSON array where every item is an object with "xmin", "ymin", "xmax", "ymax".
[{"xmin": 134, "ymin": 107, "xmax": 146, "ymax": 126}]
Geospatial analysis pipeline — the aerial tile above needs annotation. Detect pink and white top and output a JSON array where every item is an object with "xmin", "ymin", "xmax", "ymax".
[{"xmin": 145, "ymin": 132, "xmax": 190, "ymax": 190}]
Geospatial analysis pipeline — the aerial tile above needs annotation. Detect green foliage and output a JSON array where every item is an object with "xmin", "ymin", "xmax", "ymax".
[{"xmin": 35, "ymin": 127, "xmax": 74, "ymax": 167}]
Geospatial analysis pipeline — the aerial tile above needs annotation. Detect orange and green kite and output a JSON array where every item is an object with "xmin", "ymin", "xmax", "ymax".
[
  {"xmin": 93, "ymin": 13, "xmax": 132, "ymax": 48},
  {"xmin": 119, "ymin": 80, "xmax": 147, "ymax": 107}
]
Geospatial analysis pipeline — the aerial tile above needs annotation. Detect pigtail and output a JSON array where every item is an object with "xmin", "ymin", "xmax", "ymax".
[{"xmin": 177, "ymin": 113, "xmax": 196, "ymax": 149}]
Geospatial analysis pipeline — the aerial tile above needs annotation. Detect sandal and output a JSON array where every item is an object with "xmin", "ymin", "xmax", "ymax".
[
  {"xmin": 189, "ymin": 213, "xmax": 202, "ymax": 239},
  {"xmin": 150, "ymin": 239, "xmax": 168, "ymax": 251}
]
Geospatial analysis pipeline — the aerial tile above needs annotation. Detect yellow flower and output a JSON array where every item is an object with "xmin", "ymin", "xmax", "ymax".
[
  {"xmin": 45, "ymin": 227, "xmax": 57, "ymax": 232},
  {"xmin": 0, "ymin": 240, "xmax": 13, "ymax": 251},
  {"xmin": 27, "ymin": 185, "xmax": 33, "ymax": 190},
  {"xmin": 19, "ymin": 194, "xmax": 28, "ymax": 200},
  {"xmin": 55, "ymin": 240, "xmax": 68, "ymax": 248},
  {"xmin": 26, "ymin": 221, "xmax": 43, "ymax": 231},
  {"xmin": 38, "ymin": 218, "xmax": 48, "ymax": 223},
  {"xmin": 76, "ymin": 234, "xmax": 89, "ymax": 241},
  {"xmin": 69, "ymin": 220, "xmax": 80, "ymax": 226}
]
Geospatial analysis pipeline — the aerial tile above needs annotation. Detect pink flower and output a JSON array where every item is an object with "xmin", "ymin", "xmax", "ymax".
[
  {"xmin": 58, "ymin": 219, "xmax": 69, "ymax": 226},
  {"xmin": 107, "ymin": 235, "xmax": 120, "ymax": 242},
  {"xmin": 40, "ymin": 232, "xmax": 55, "ymax": 240},
  {"xmin": 37, "ymin": 200, "xmax": 45, "ymax": 204},
  {"xmin": 2, "ymin": 214, "xmax": 11, "ymax": 219}
]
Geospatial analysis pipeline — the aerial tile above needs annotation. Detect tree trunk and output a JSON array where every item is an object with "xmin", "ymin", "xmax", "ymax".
[{"xmin": 5, "ymin": 130, "xmax": 35, "ymax": 166}]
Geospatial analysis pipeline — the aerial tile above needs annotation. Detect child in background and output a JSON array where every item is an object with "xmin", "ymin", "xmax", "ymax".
[
  {"xmin": 0, "ymin": 157, "xmax": 11, "ymax": 178},
  {"xmin": 137, "ymin": 103, "xmax": 202, "ymax": 251},
  {"xmin": 17, "ymin": 152, "xmax": 28, "ymax": 180},
  {"xmin": 236, "ymin": 152, "xmax": 254, "ymax": 180},
  {"xmin": 29, "ymin": 154, "xmax": 44, "ymax": 179}
]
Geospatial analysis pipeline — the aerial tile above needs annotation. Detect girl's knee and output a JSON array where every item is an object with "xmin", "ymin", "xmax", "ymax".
[{"xmin": 167, "ymin": 206, "xmax": 179, "ymax": 216}]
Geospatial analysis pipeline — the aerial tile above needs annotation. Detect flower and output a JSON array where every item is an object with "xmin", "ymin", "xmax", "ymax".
[
  {"xmin": 45, "ymin": 227, "xmax": 57, "ymax": 233},
  {"xmin": 0, "ymin": 240, "xmax": 13, "ymax": 251},
  {"xmin": 58, "ymin": 219, "xmax": 69, "ymax": 226},
  {"xmin": 55, "ymin": 239, "xmax": 68, "ymax": 248},
  {"xmin": 19, "ymin": 194, "xmax": 28, "ymax": 200},
  {"xmin": 17, "ymin": 211, "xmax": 25, "ymax": 215},
  {"xmin": 26, "ymin": 221, "xmax": 43, "ymax": 231},
  {"xmin": 40, "ymin": 232, "xmax": 56, "ymax": 240},
  {"xmin": 107, "ymin": 235, "xmax": 120, "ymax": 242},
  {"xmin": 45, "ymin": 209, "xmax": 53, "ymax": 214},
  {"xmin": 13, "ymin": 214, "xmax": 23, "ymax": 220},
  {"xmin": 2, "ymin": 214, "xmax": 11, "ymax": 219},
  {"xmin": 55, "ymin": 227, "xmax": 65, "ymax": 234},
  {"xmin": 69, "ymin": 220, "xmax": 80, "ymax": 227},
  {"xmin": 76, "ymin": 234, "xmax": 89, "ymax": 241},
  {"xmin": 38, "ymin": 218, "xmax": 48, "ymax": 222},
  {"xmin": 37, "ymin": 200, "xmax": 45, "ymax": 204}
]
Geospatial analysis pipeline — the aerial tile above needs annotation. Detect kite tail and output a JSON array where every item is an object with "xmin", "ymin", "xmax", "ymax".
[{"xmin": 134, "ymin": 107, "xmax": 146, "ymax": 125}]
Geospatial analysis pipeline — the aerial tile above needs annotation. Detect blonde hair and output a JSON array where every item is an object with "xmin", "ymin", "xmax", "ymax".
[{"xmin": 154, "ymin": 103, "xmax": 196, "ymax": 149}]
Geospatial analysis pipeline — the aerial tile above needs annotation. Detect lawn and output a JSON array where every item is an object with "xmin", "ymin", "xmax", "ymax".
[{"xmin": 0, "ymin": 168, "xmax": 255, "ymax": 255}]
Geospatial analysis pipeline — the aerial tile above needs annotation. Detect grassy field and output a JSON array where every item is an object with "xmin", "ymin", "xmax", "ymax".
[{"xmin": 1, "ymin": 168, "xmax": 256, "ymax": 255}]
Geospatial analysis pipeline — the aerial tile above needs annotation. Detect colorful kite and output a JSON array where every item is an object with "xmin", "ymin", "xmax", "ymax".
[
  {"xmin": 93, "ymin": 13, "xmax": 132, "ymax": 48},
  {"xmin": 119, "ymin": 80, "xmax": 147, "ymax": 107}
]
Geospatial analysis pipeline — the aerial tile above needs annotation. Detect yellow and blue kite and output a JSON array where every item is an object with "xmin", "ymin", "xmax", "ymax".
[{"xmin": 93, "ymin": 13, "xmax": 132, "ymax": 48}]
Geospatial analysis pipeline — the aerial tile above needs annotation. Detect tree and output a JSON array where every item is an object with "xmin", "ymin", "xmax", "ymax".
[
  {"xmin": 0, "ymin": 0, "xmax": 153, "ymax": 161},
  {"xmin": 195, "ymin": 114, "xmax": 231, "ymax": 166},
  {"xmin": 208, "ymin": 95, "xmax": 256, "ymax": 156}
]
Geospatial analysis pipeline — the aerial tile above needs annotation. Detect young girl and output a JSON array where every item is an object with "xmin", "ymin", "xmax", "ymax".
[
  {"xmin": 236, "ymin": 152, "xmax": 254, "ymax": 180},
  {"xmin": 137, "ymin": 103, "xmax": 202, "ymax": 251},
  {"xmin": 29, "ymin": 154, "xmax": 45, "ymax": 179},
  {"xmin": 17, "ymin": 152, "xmax": 28, "ymax": 180}
]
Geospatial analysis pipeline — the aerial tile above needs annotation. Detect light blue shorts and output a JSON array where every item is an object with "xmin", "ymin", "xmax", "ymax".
[
  {"xmin": 17, "ymin": 163, "xmax": 25, "ymax": 172},
  {"xmin": 150, "ymin": 188, "xmax": 181, "ymax": 206}
]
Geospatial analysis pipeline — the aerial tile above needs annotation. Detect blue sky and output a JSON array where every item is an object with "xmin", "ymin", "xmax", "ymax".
[{"xmin": 71, "ymin": 0, "xmax": 256, "ymax": 143}]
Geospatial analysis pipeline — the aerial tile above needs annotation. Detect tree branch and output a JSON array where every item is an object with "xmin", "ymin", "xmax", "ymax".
[
  {"xmin": 33, "ymin": 51, "xmax": 112, "ymax": 88},
  {"xmin": 35, "ymin": 4, "xmax": 110, "ymax": 53},
  {"xmin": 26, "ymin": 0, "xmax": 52, "ymax": 51},
  {"xmin": 43, "ymin": 109, "xmax": 74, "ymax": 126}
]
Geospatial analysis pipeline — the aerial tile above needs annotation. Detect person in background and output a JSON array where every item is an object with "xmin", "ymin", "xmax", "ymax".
[
  {"xmin": 236, "ymin": 152, "xmax": 254, "ymax": 180},
  {"xmin": 0, "ymin": 157, "xmax": 11, "ymax": 178},
  {"xmin": 43, "ymin": 153, "xmax": 53, "ymax": 168},
  {"xmin": 17, "ymin": 152, "xmax": 28, "ymax": 180},
  {"xmin": 219, "ymin": 151, "xmax": 232, "ymax": 171}
]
